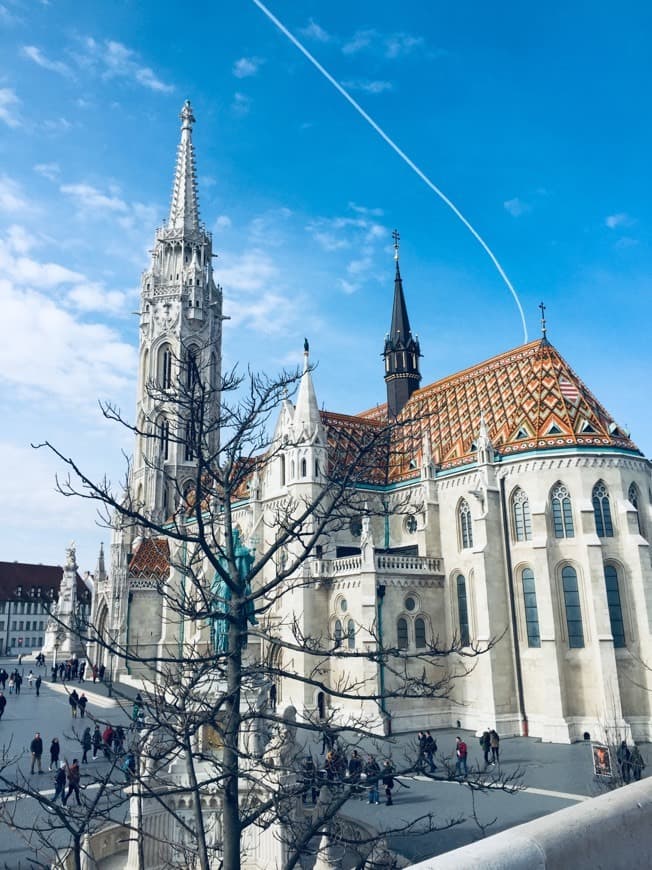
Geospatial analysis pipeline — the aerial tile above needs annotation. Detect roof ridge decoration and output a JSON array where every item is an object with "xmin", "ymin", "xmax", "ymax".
[{"xmin": 168, "ymin": 100, "xmax": 200, "ymax": 234}]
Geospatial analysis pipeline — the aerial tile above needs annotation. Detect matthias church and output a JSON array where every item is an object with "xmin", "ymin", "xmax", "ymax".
[{"xmin": 91, "ymin": 102, "xmax": 652, "ymax": 744}]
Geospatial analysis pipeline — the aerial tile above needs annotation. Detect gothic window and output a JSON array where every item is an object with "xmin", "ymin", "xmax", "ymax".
[
  {"xmin": 280, "ymin": 456, "xmax": 286, "ymax": 486},
  {"xmin": 551, "ymin": 483, "xmax": 574, "ymax": 538},
  {"xmin": 522, "ymin": 568, "xmax": 541, "ymax": 647},
  {"xmin": 159, "ymin": 344, "xmax": 173, "ymax": 390},
  {"xmin": 184, "ymin": 421, "xmax": 195, "ymax": 461},
  {"xmin": 397, "ymin": 617, "xmax": 409, "ymax": 650},
  {"xmin": 300, "ymin": 458, "xmax": 307, "ymax": 478},
  {"xmin": 415, "ymin": 617, "xmax": 427, "ymax": 649},
  {"xmin": 334, "ymin": 619, "xmax": 343, "ymax": 648},
  {"xmin": 314, "ymin": 460, "xmax": 319, "ymax": 478},
  {"xmin": 159, "ymin": 418, "xmax": 170, "ymax": 460},
  {"xmin": 512, "ymin": 488, "xmax": 532, "ymax": 542},
  {"xmin": 459, "ymin": 500, "xmax": 473, "ymax": 549},
  {"xmin": 562, "ymin": 566, "xmax": 584, "ymax": 648},
  {"xmin": 456, "ymin": 575, "xmax": 470, "ymax": 646},
  {"xmin": 186, "ymin": 347, "xmax": 199, "ymax": 390},
  {"xmin": 592, "ymin": 482, "xmax": 614, "ymax": 537},
  {"xmin": 604, "ymin": 565, "xmax": 626, "ymax": 647},
  {"xmin": 347, "ymin": 619, "xmax": 355, "ymax": 649},
  {"xmin": 628, "ymin": 483, "xmax": 643, "ymax": 535}
]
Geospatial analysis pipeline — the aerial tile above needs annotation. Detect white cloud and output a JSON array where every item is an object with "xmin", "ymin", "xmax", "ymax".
[
  {"xmin": 605, "ymin": 212, "xmax": 634, "ymax": 229},
  {"xmin": 347, "ymin": 250, "xmax": 374, "ymax": 276},
  {"xmin": 384, "ymin": 33, "xmax": 424, "ymax": 58},
  {"xmin": 0, "ymin": 175, "xmax": 32, "ymax": 213},
  {"xmin": 503, "ymin": 197, "xmax": 530, "ymax": 217},
  {"xmin": 79, "ymin": 37, "xmax": 174, "ymax": 93},
  {"xmin": 218, "ymin": 248, "xmax": 279, "ymax": 293},
  {"xmin": 215, "ymin": 215, "xmax": 232, "ymax": 231},
  {"xmin": 232, "ymin": 92, "xmax": 251, "ymax": 117},
  {"xmin": 349, "ymin": 202, "xmax": 384, "ymax": 217},
  {"xmin": 233, "ymin": 57, "xmax": 263, "ymax": 78},
  {"xmin": 60, "ymin": 182, "xmax": 128, "ymax": 214},
  {"xmin": 22, "ymin": 45, "xmax": 72, "ymax": 77},
  {"xmin": 342, "ymin": 29, "xmax": 377, "ymax": 55},
  {"xmin": 34, "ymin": 162, "xmax": 61, "ymax": 181},
  {"xmin": 299, "ymin": 19, "xmax": 332, "ymax": 43},
  {"xmin": 66, "ymin": 283, "xmax": 132, "ymax": 315},
  {"xmin": 339, "ymin": 279, "xmax": 358, "ymax": 295},
  {"xmin": 342, "ymin": 79, "xmax": 393, "ymax": 95},
  {"xmin": 0, "ymin": 87, "xmax": 20, "ymax": 127},
  {"xmin": 311, "ymin": 231, "xmax": 350, "ymax": 252},
  {"xmin": 6, "ymin": 224, "xmax": 35, "ymax": 254}
]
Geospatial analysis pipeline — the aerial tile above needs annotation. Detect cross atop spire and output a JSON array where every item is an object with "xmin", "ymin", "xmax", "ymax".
[
  {"xmin": 168, "ymin": 100, "xmax": 200, "ymax": 234},
  {"xmin": 392, "ymin": 228, "xmax": 400, "ymax": 262},
  {"xmin": 539, "ymin": 301, "xmax": 547, "ymax": 339}
]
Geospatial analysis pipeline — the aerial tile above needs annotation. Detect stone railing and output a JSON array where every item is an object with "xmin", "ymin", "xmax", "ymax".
[{"xmin": 309, "ymin": 553, "xmax": 442, "ymax": 580}]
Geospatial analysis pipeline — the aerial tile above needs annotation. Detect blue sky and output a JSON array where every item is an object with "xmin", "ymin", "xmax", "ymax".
[{"xmin": 1, "ymin": 0, "xmax": 650, "ymax": 574}]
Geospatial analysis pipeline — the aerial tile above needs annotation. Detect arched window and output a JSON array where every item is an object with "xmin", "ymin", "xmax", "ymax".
[
  {"xmin": 592, "ymin": 482, "xmax": 614, "ymax": 537},
  {"xmin": 186, "ymin": 346, "xmax": 199, "ymax": 390},
  {"xmin": 314, "ymin": 460, "xmax": 319, "ymax": 478},
  {"xmin": 301, "ymin": 458, "xmax": 307, "ymax": 478},
  {"xmin": 184, "ymin": 420, "xmax": 195, "ymax": 461},
  {"xmin": 562, "ymin": 566, "xmax": 584, "ymax": 648},
  {"xmin": 159, "ymin": 344, "xmax": 173, "ymax": 390},
  {"xmin": 159, "ymin": 418, "xmax": 170, "ymax": 460},
  {"xmin": 280, "ymin": 455, "xmax": 286, "ymax": 486},
  {"xmin": 512, "ymin": 488, "xmax": 532, "ymax": 542},
  {"xmin": 459, "ymin": 500, "xmax": 473, "ymax": 549},
  {"xmin": 604, "ymin": 565, "xmax": 625, "ymax": 648},
  {"xmin": 628, "ymin": 483, "xmax": 643, "ymax": 535},
  {"xmin": 551, "ymin": 483, "xmax": 574, "ymax": 538},
  {"xmin": 415, "ymin": 617, "xmax": 426, "ymax": 649},
  {"xmin": 522, "ymin": 568, "xmax": 541, "ymax": 647},
  {"xmin": 397, "ymin": 617, "xmax": 409, "ymax": 649},
  {"xmin": 347, "ymin": 619, "xmax": 355, "ymax": 649},
  {"xmin": 334, "ymin": 619, "xmax": 342, "ymax": 648},
  {"xmin": 456, "ymin": 575, "xmax": 470, "ymax": 646}
]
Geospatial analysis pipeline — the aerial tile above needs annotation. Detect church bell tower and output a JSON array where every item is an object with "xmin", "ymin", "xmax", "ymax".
[
  {"xmin": 383, "ymin": 230, "xmax": 421, "ymax": 417},
  {"xmin": 131, "ymin": 101, "xmax": 223, "ymax": 521}
]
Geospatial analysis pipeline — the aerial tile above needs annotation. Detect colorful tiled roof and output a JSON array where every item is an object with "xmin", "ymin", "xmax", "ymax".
[
  {"xmin": 129, "ymin": 538, "xmax": 170, "ymax": 578},
  {"xmin": 350, "ymin": 339, "xmax": 639, "ymax": 479}
]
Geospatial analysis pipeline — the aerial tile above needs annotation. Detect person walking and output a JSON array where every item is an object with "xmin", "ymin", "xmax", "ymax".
[
  {"xmin": 301, "ymin": 755, "xmax": 318, "ymax": 805},
  {"xmin": 122, "ymin": 752, "xmax": 136, "ymax": 783},
  {"xmin": 69, "ymin": 689, "xmax": 79, "ymax": 719},
  {"xmin": 0, "ymin": 692, "xmax": 6, "ymax": 720},
  {"xmin": 0, "ymin": 668, "xmax": 6, "ymax": 690},
  {"xmin": 81, "ymin": 728, "xmax": 92, "ymax": 764},
  {"xmin": 35, "ymin": 675, "xmax": 41, "ymax": 697},
  {"xmin": 27, "ymin": 671, "xmax": 34, "ymax": 689},
  {"xmin": 382, "ymin": 759, "xmax": 395, "ymax": 806},
  {"xmin": 14, "ymin": 672, "xmax": 22, "ymax": 696},
  {"xmin": 617, "ymin": 740, "xmax": 632, "ymax": 784},
  {"xmin": 269, "ymin": 683, "xmax": 277, "ymax": 712},
  {"xmin": 365, "ymin": 755, "xmax": 381, "ymax": 805},
  {"xmin": 480, "ymin": 728, "xmax": 491, "ymax": 766},
  {"xmin": 30, "ymin": 732, "xmax": 43, "ymax": 774},
  {"xmin": 92, "ymin": 664, "xmax": 98, "ymax": 683},
  {"xmin": 102, "ymin": 724, "xmax": 114, "ymax": 759},
  {"xmin": 347, "ymin": 749, "xmax": 363, "ymax": 798},
  {"xmin": 92, "ymin": 724, "xmax": 102, "ymax": 760},
  {"xmin": 62, "ymin": 758, "xmax": 81, "ymax": 806},
  {"xmin": 78, "ymin": 661, "xmax": 86, "ymax": 682},
  {"xmin": 53, "ymin": 763, "xmax": 66, "ymax": 804},
  {"xmin": 455, "ymin": 736, "xmax": 468, "ymax": 777},
  {"xmin": 8, "ymin": 674, "xmax": 14, "ymax": 694},
  {"xmin": 78, "ymin": 693, "xmax": 88, "ymax": 718},
  {"xmin": 49, "ymin": 737, "xmax": 60, "ymax": 770},
  {"xmin": 490, "ymin": 729, "xmax": 500, "ymax": 765},
  {"xmin": 416, "ymin": 731, "xmax": 427, "ymax": 772},
  {"xmin": 424, "ymin": 731, "xmax": 438, "ymax": 772},
  {"xmin": 631, "ymin": 745, "xmax": 646, "ymax": 781}
]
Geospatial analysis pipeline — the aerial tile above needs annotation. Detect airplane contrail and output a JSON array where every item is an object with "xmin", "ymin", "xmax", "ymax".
[{"xmin": 251, "ymin": 0, "xmax": 529, "ymax": 343}]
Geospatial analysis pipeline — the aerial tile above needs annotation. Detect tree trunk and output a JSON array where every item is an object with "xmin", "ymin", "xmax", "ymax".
[{"xmin": 185, "ymin": 738, "xmax": 210, "ymax": 870}]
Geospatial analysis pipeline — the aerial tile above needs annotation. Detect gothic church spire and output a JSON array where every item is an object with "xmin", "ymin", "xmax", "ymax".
[
  {"xmin": 383, "ymin": 230, "xmax": 421, "ymax": 417},
  {"xmin": 168, "ymin": 100, "xmax": 200, "ymax": 234}
]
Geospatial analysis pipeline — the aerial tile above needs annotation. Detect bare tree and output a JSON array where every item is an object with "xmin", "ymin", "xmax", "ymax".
[{"xmin": 30, "ymin": 344, "xmax": 519, "ymax": 869}]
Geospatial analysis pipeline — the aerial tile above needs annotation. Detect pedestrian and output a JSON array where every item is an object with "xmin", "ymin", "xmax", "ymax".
[
  {"xmin": 53, "ymin": 763, "xmax": 66, "ymax": 804},
  {"xmin": 631, "ymin": 745, "xmax": 646, "ymax": 781},
  {"xmin": 78, "ymin": 693, "xmax": 88, "ymax": 718},
  {"xmin": 325, "ymin": 749, "xmax": 337, "ymax": 784},
  {"xmin": 92, "ymin": 664, "xmax": 98, "ymax": 683},
  {"xmin": 81, "ymin": 727, "xmax": 92, "ymax": 764},
  {"xmin": 18, "ymin": 654, "xmax": 22, "ymax": 665},
  {"xmin": 455, "ymin": 736, "xmax": 468, "ymax": 777},
  {"xmin": 69, "ymin": 689, "xmax": 79, "ymax": 718},
  {"xmin": 122, "ymin": 752, "xmax": 136, "ymax": 783},
  {"xmin": 8, "ymin": 675, "xmax": 14, "ymax": 694},
  {"xmin": 269, "ymin": 683, "xmax": 277, "ymax": 712},
  {"xmin": 617, "ymin": 740, "xmax": 631, "ymax": 784},
  {"xmin": 14, "ymin": 673, "xmax": 22, "ymax": 696},
  {"xmin": 424, "ymin": 731, "xmax": 438, "ymax": 772},
  {"xmin": 92, "ymin": 724, "xmax": 102, "ymax": 760},
  {"xmin": 302, "ymin": 755, "xmax": 318, "ymax": 805},
  {"xmin": 382, "ymin": 759, "xmax": 395, "ymax": 806},
  {"xmin": 49, "ymin": 737, "xmax": 60, "ymax": 770},
  {"xmin": 78, "ymin": 662, "xmax": 86, "ymax": 682},
  {"xmin": 0, "ymin": 668, "xmax": 6, "ymax": 690},
  {"xmin": 365, "ymin": 755, "xmax": 381, "ymax": 804},
  {"xmin": 0, "ymin": 692, "xmax": 6, "ymax": 720},
  {"xmin": 132, "ymin": 692, "xmax": 143, "ymax": 724},
  {"xmin": 99, "ymin": 664, "xmax": 105, "ymax": 682},
  {"xmin": 51, "ymin": 666, "xmax": 57, "ymax": 683},
  {"xmin": 30, "ymin": 731, "xmax": 44, "ymax": 774},
  {"xmin": 114, "ymin": 725, "xmax": 125, "ymax": 756},
  {"xmin": 320, "ymin": 727, "xmax": 333, "ymax": 756},
  {"xmin": 348, "ymin": 749, "xmax": 363, "ymax": 798},
  {"xmin": 480, "ymin": 728, "xmax": 491, "ymax": 766},
  {"xmin": 62, "ymin": 758, "xmax": 81, "ymax": 806},
  {"xmin": 27, "ymin": 671, "xmax": 34, "ymax": 689},
  {"xmin": 102, "ymin": 724, "xmax": 114, "ymax": 759},
  {"xmin": 490, "ymin": 729, "xmax": 500, "ymax": 765},
  {"xmin": 416, "ymin": 731, "xmax": 427, "ymax": 771},
  {"xmin": 35, "ymin": 675, "xmax": 42, "ymax": 697}
]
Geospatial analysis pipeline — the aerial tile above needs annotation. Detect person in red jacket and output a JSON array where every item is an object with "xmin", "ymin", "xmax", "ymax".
[
  {"xmin": 102, "ymin": 724, "xmax": 114, "ymax": 759},
  {"xmin": 62, "ymin": 759, "xmax": 81, "ymax": 806},
  {"xmin": 455, "ymin": 736, "xmax": 468, "ymax": 777}
]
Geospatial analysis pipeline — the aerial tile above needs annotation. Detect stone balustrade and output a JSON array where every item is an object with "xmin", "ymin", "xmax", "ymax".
[{"xmin": 309, "ymin": 553, "xmax": 442, "ymax": 579}]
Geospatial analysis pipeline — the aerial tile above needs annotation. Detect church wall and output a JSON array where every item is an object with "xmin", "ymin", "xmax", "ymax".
[{"xmin": 127, "ymin": 590, "xmax": 163, "ymax": 678}]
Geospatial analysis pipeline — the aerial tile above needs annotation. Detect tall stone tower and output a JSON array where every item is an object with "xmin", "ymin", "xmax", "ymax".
[{"xmin": 131, "ymin": 100, "xmax": 223, "ymax": 521}]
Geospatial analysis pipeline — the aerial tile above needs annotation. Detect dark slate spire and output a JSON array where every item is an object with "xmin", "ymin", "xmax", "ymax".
[{"xmin": 383, "ymin": 230, "xmax": 421, "ymax": 417}]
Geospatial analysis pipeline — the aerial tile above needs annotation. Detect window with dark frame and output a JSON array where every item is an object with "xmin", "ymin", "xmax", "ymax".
[
  {"xmin": 522, "ymin": 568, "xmax": 541, "ymax": 647},
  {"xmin": 562, "ymin": 565, "xmax": 584, "ymax": 648}
]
